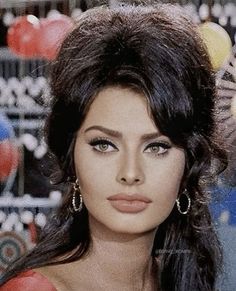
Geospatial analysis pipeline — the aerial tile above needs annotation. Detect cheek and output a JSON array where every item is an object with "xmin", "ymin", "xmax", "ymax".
[
  {"xmin": 150, "ymin": 153, "xmax": 185, "ymax": 212},
  {"xmin": 156, "ymin": 164, "xmax": 184, "ymax": 197},
  {"xmin": 149, "ymin": 150, "xmax": 185, "ymax": 189},
  {"xmin": 74, "ymin": 146, "xmax": 113, "ymax": 196},
  {"xmin": 143, "ymin": 173, "xmax": 184, "ymax": 227}
]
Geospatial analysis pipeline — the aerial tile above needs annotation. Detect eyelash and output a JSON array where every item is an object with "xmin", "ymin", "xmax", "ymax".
[{"xmin": 88, "ymin": 137, "xmax": 171, "ymax": 156}]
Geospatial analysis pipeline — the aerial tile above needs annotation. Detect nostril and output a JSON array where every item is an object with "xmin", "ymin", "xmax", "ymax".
[{"xmin": 120, "ymin": 177, "xmax": 140, "ymax": 184}]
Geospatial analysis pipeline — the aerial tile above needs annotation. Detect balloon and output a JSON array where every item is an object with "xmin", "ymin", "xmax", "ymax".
[
  {"xmin": 38, "ymin": 15, "xmax": 74, "ymax": 60},
  {"xmin": 71, "ymin": 8, "xmax": 82, "ymax": 21},
  {"xmin": 0, "ymin": 114, "xmax": 18, "ymax": 183},
  {"xmin": 0, "ymin": 114, "xmax": 14, "ymax": 142},
  {"xmin": 0, "ymin": 140, "xmax": 19, "ymax": 182},
  {"xmin": 7, "ymin": 15, "xmax": 40, "ymax": 58},
  {"xmin": 47, "ymin": 9, "xmax": 61, "ymax": 19},
  {"xmin": 199, "ymin": 22, "xmax": 232, "ymax": 71}
]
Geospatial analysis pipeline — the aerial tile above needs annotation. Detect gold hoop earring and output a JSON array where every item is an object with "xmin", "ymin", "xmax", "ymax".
[
  {"xmin": 72, "ymin": 179, "xmax": 83, "ymax": 213},
  {"xmin": 176, "ymin": 189, "xmax": 191, "ymax": 215}
]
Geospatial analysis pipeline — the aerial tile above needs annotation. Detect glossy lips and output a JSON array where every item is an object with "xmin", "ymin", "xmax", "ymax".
[{"xmin": 107, "ymin": 194, "xmax": 152, "ymax": 213}]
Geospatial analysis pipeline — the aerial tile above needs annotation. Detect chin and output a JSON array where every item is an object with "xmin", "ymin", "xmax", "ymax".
[
  {"xmin": 88, "ymin": 211, "xmax": 161, "ymax": 236},
  {"xmin": 106, "ymin": 221, "xmax": 158, "ymax": 235}
]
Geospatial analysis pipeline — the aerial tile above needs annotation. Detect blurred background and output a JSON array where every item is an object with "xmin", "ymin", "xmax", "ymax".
[{"xmin": 0, "ymin": 0, "xmax": 235, "ymax": 289}]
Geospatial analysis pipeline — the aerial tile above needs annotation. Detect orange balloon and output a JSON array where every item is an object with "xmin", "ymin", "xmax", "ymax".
[
  {"xmin": 0, "ymin": 140, "xmax": 19, "ymax": 182},
  {"xmin": 199, "ymin": 22, "xmax": 232, "ymax": 71},
  {"xmin": 7, "ymin": 15, "xmax": 40, "ymax": 58},
  {"xmin": 38, "ymin": 15, "xmax": 74, "ymax": 60}
]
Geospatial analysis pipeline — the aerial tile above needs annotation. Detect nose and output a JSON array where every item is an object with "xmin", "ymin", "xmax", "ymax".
[{"xmin": 116, "ymin": 151, "xmax": 144, "ymax": 185}]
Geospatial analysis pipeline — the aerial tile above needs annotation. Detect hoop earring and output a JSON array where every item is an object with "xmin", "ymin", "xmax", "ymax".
[
  {"xmin": 72, "ymin": 179, "xmax": 83, "ymax": 213},
  {"xmin": 176, "ymin": 189, "xmax": 191, "ymax": 215}
]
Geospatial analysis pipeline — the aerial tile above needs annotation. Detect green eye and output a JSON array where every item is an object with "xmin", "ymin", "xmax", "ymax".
[
  {"xmin": 89, "ymin": 138, "xmax": 117, "ymax": 153},
  {"xmin": 98, "ymin": 143, "xmax": 109, "ymax": 151},
  {"xmin": 145, "ymin": 142, "xmax": 171, "ymax": 155}
]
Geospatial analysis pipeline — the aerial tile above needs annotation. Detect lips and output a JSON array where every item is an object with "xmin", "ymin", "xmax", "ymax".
[
  {"xmin": 107, "ymin": 193, "xmax": 152, "ymax": 203},
  {"xmin": 107, "ymin": 193, "xmax": 152, "ymax": 213}
]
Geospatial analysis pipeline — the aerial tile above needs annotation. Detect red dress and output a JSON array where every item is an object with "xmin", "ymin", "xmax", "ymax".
[{"xmin": 0, "ymin": 270, "xmax": 57, "ymax": 291}]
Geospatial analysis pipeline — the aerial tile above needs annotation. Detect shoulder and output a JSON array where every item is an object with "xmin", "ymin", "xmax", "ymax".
[{"xmin": 0, "ymin": 270, "xmax": 57, "ymax": 291}]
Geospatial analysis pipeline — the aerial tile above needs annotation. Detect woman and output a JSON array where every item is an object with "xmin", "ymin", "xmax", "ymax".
[{"xmin": 0, "ymin": 3, "xmax": 227, "ymax": 291}]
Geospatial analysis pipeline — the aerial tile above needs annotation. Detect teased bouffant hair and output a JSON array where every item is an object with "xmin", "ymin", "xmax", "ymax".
[{"xmin": 1, "ymin": 4, "xmax": 227, "ymax": 290}]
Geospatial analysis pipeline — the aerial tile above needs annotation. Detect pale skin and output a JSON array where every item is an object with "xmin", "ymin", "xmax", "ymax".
[{"xmin": 34, "ymin": 86, "xmax": 186, "ymax": 290}]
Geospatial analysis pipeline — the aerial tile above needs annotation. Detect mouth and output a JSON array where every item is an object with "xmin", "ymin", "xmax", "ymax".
[{"xmin": 107, "ymin": 193, "xmax": 152, "ymax": 213}]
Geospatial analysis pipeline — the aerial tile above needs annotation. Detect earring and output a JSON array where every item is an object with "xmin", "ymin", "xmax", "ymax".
[
  {"xmin": 176, "ymin": 189, "xmax": 191, "ymax": 215},
  {"xmin": 72, "ymin": 179, "xmax": 83, "ymax": 213}
]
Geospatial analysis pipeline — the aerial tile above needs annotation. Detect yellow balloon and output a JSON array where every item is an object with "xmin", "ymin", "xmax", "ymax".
[
  {"xmin": 231, "ymin": 94, "xmax": 236, "ymax": 119},
  {"xmin": 199, "ymin": 22, "xmax": 232, "ymax": 71}
]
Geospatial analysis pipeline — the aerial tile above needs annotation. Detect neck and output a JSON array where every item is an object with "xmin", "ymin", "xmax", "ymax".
[{"xmin": 80, "ymin": 215, "xmax": 159, "ymax": 290}]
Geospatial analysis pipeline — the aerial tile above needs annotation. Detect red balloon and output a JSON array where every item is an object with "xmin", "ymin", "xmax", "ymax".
[
  {"xmin": 7, "ymin": 15, "xmax": 40, "ymax": 58},
  {"xmin": 38, "ymin": 15, "xmax": 74, "ymax": 60},
  {"xmin": 0, "ymin": 140, "xmax": 19, "ymax": 182}
]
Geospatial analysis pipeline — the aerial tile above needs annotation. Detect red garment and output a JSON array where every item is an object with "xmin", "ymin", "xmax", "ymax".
[{"xmin": 0, "ymin": 270, "xmax": 57, "ymax": 291}]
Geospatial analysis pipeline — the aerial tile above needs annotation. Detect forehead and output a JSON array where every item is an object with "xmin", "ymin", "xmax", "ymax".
[{"xmin": 80, "ymin": 86, "xmax": 158, "ymax": 133}]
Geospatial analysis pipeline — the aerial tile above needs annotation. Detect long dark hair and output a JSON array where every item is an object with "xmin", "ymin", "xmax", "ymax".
[{"xmin": 1, "ymin": 4, "xmax": 228, "ymax": 290}]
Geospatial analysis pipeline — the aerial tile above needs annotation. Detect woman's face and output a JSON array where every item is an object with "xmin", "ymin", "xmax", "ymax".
[{"xmin": 74, "ymin": 86, "xmax": 185, "ymax": 234}]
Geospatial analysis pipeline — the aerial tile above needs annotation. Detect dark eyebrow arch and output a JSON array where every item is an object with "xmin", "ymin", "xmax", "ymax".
[{"xmin": 84, "ymin": 125, "xmax": 161, "ymax": 141}]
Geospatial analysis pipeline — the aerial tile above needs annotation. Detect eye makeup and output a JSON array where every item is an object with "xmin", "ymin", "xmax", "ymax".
[
  {"xmin": 88, "ymin": 137, "xmax": 118, "ymax": 154},
  {"xmin": 144, "ymin": 141, "xmax": 171, "ymax": 156},
  {"xmin": 88, "ymin": 136, "xmax": 172, "ymax": 156}
]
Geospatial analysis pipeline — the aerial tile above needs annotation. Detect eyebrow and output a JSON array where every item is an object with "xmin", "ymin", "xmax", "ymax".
[{"xmin": 84, "ymin": 125, "xmax": 161, "ymax": 141}]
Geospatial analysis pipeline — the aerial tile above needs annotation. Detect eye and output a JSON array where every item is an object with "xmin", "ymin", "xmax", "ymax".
[
  {"xmin": 88, "ymin": 138, "xmax": 118, "ymax": 153},
  {"xmin": 144, "ymin": 142, "xmax": 171, "ymax": 155}
]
